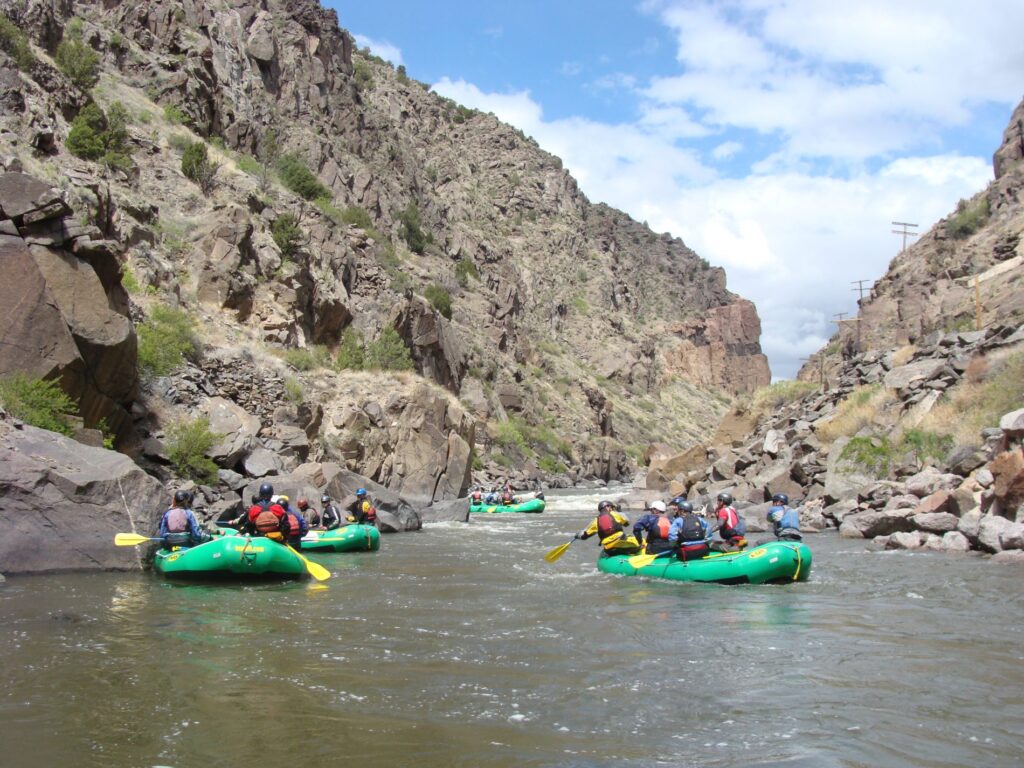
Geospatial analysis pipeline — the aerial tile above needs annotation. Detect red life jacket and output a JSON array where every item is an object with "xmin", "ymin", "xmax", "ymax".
[
  {"xmin": 363, "ymin": 504, "xmax": 377, "ymax": 524},
  {"xmin": 250, "ymin": 502, "xmax": 285, "ymax": 534},
  {"xmin": 284, "ymin": 512, "xmax": 303, "ymax": 539},
  {"xmin": 596, "ymin": 511, "xmax": 621, "ymax": 539},
  {"xmin": 652, "ymin": 516, "xmax": 671, "ymax": 541},
  {"xmin": 165, "ymin": 507, "xmax": 189, "ymax": 533}
]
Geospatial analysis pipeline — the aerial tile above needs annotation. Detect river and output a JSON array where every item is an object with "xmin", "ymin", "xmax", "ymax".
[{"xmin": 2, "ymin": 488, "xmax": 1022, "ymax": 767}]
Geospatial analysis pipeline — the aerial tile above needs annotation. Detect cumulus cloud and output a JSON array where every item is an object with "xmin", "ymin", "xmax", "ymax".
[{"xmin": 352, "ymin": 34, "xmax": 404, "ymax": 67}]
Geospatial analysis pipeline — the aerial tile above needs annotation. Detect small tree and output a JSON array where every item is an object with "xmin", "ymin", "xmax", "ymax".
[
  {"xmin": 257, "ymin": 128, "xmax": 279, "ymax": 193},
  {"xmin": 424, "ymin": 284, "xmax": 452, "ymax": 319},
  {"xmin": 65, "ymin": 102, "xmax": 107, "ymax": 160},
  {"xmin": 277, "ymin": 153, "xmax": 330, "ymax": 200},
  {"xmin": 55, "ymin": 18, "xmax": 100, "ymax": 91},
  {"xmin": 335, "ymin": 327, "xmax": 365, "ymax": 371},
  {"xmin": 398, "ymin": 201, "xmax": 428, "ymax": 254},
  {"xmin": 0, "ymin": 12, "xmax": 37, "ymax": 71},
  {"xmin": 138, "ymin": 305, "xmax": 199, "ymax": 377},
  {"xmin": 0, "ymin": 374, "xmax": 76, "ymax": 436},
  {"xmin": 181, "ymin": 141, "xmax": 219, "ymax": 194},
  {"xmin": 365, "ymin": 327, "xmax": 413, "ymax": 371},
  {"xmin": 166, "ymin": 417, "xmax": 220, "ymax": 483},
  {"xmin": 271, "ymin": 212, "xmax": 302, "ymax": 259}
]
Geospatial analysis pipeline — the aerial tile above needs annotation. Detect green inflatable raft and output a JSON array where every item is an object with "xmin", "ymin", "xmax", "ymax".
[
  {"xmin": 300, "ymin": 524, "xmax": 381, "ymax": 552},
  {"xmin": 469, "ymin": 497, "xmax": 546, "ymax": 514},
  {"xmin": 597, "ymin": 541, "xmax": 812, "ymax": 585},
  {"xmin": 153, "ymin": 533, "xmax": 307, "ymax": 579}
]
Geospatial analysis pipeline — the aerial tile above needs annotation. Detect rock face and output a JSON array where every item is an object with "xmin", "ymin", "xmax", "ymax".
[
  {"xmin": 0, "ymin": 173, "xmax": 137, "ymax": 441},
  {"xmin": 0, "ymin": 414, "xmax": 166, "ymax": 574}
]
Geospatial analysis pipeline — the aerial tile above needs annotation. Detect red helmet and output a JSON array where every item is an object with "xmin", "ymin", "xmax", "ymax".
[{"xmin": 297, "ymin": 498, "xmax": 309, "ymax": 510}]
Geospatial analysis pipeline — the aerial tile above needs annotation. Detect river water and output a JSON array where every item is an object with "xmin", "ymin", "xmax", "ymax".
[{"xmin": 2, "ymin": 488, "xmax": 1022, "ymax": 767}]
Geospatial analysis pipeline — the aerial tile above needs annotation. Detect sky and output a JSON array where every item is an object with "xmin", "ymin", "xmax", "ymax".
[{"xmin": 327, "ymin": 0, "xmax": 1024, "ymax": 379}]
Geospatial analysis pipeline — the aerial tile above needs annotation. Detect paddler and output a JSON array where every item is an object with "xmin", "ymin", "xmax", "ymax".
[
  {"xmin": 575, "ymin": 500, "xmax": 642, "ymax": 554},
  {"xmin": 632, "ymin": 500, "xmax": 674, "ymax": 555},
  {"xmin": 158, "ymin": 489, "xmax": 207, "ymax": 547},
  {"xmin": 767, "ymin": 493, "xmax": 802, "ymax": 541}
]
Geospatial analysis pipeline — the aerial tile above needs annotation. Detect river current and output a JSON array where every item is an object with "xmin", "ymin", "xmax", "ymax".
[{"xmin": 1, "ymin": 488, "xmax": 1022, "ymax": 767}]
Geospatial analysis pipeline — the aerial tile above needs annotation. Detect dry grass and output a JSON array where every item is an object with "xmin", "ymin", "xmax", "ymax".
[
  {"xmin": 749, "ymin": 379, "xmax": 818, "ymax": 420},
  {"xmin": 891, "ymin": 344, "xmax": 917, "ymax": 366},
  {"xmin": 816, "ymin": 385, "xmax": 898, "ymax": 444},
  {"xmin": 921, "ymin": 349, "xmax": 1024, "ymax": 446}
]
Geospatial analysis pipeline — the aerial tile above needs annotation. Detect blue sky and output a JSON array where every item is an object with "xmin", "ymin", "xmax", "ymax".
[{"xmin": 327, "ymin": 0, "xmax": 1024, "ymax": 379}]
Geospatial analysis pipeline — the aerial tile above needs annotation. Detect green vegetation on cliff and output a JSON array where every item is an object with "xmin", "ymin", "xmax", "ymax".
[{"xmin": 0, "ymin": 374, "xmax": 76, "ymax": 436}]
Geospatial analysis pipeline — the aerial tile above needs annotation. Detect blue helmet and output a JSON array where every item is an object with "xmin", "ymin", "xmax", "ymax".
[
  {"xmin": 356, "ymin": 488, "xmax": 367, "ymax": 497},
  {"xmin": 772, "ymin": 493, "xmax": 789, "ymax": 505},
  {"xmin": 678, "ymin": 501, "xmax": 694, "ymax": 513},
  {"xmin": 671, "ymin": 496, "xmax": 687, "ymax": 507},
  {"xmin": 258, "ymin": 482, "xmax": 274, "ymax": 500}
]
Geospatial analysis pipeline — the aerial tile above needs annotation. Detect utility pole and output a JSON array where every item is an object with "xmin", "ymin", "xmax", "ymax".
[
  {"xmin": 800, "ymin": 356, "xmax": 825, "ymax": 391},
  {"xmin": 851, "ymin": 279, "xmax": 871, "ymax": 354},
  {"xmin": 975, "ymin": 276, "xmax": 982, "ymax": 331},
  {"xmin": 891, "ymin": 221, "xmax": 918, "ymax": 253}
]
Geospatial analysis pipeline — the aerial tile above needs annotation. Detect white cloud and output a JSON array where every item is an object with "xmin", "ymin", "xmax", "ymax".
[
  {"xmin": 352, "ymin": 34, "xmax": 404, "ymax": 67},
  {"xmin": 560, "ymin": 61, "xmax": 583, "ymax": 77},
  {"xmin": 712, "ymin": 141, "xmax": 742, "ymax": 160}
]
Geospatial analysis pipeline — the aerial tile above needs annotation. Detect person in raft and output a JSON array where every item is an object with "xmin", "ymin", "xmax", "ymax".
[
  {"xmin": 158, "ymin": 489, "xmax": 208, "ymax": 547},
  {"xmin": 767, "ymin": 493, "xmax": 802, "ymax": 541},
  {"xmin": 278, "ymin": 496, "xmax": 309, "ymax": 548},
  {"xmin": 711, "ymin": 492, "xmax": 747, "ymax": 552},
  {"xmin": 575, "ymin": 500, "xmax": 642, "ymax": 555},
  {"xmin": 633, "ymin": 500, "xmax": 675, "ymax": 555},
  {"xmin": 239, "ymin": 482, "xmax": 287, "ymax": 540},
  {"xmin": 321, "ymin": 494, "xmax": 343, "ymax": 530},
  {"xmin": 668, "ymin": 500, "xmax": 712, "ymax": 560},
  {"xmin": 298, "ymin": 497, "xmax": 320, "ymax": 528},
  {"xmin": 353, "ymin": 497, "xmax": 378, "ymax": 527},
  {"xmin": 346, "ymin": 488, "xmax": 373, "ymax": 523}
]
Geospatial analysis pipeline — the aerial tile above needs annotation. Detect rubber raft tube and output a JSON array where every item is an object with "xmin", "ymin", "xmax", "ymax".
[
  {"xmin": 469, "ymin": 498, "xmax": 546, "ymax": 514},
  {"xmin": 301, "ymin": 524, "xmax": 381, "ymax": 552},
  {"xmin": 598, "ymin": 541, "xmax": 812, "ymax": 585},
  {"xmin": 153, "ymin": 533, "xmax": 307, "ymax": 579}
]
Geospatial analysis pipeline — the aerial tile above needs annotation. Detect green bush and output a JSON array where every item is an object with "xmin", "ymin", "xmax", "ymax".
[
  {"xmin": 335, "ymin": 327, "xmax": 365, "ymax": 371},
  {"xmin": 163, "ymin": 104, "xmax": 188, "ymax": 125},
  {"xmin": 181, "ymin": 141, "xmax": 218, "ymax": 193},
  {"xmin": 121, "ymin": 268, "xmax": 141, "ymax": 293},
  {"xmin": 282, "ymin": 345, "xmax": 330, "ymax": 371},
  {"xmin": 352, "ymin": 59, "xmax": 373, "ymax": 92},
  {"xmin": 0, "ymin": 12, "xmax": 37, "ymax": 71},
  {"xmin": 55, "ymin": 19, "xmax": 100, "ymax": 91},
  {"xmin": 0, "ymin": 373, "xmax": 76, "ymax": 436},
  {"xmin": 947, "ymin": 196, "xmax": 990, "ymax": 239},
  {"xmin": 66, "ymin": 101, "xmax": 132, "ymax": 169},
  {"xmin": 365, "ymin": 327, "xmax": 413, "ymax": 371},
  {"xmin": 284, "ymin": 376, "xmax": 304, "ymax": 403},
  {"xmin": 424, "ymin": 284, "xmax": 452, "ymax": 319},
  {"xmin": 840, "ymin": 435, "xmax": 894, "ymax": 477},
  {"xmin": 900, "ymin": 428, "xmax": 953, "ymax": 463},
  {"xmin": 340, "ymin": 205, "xmax": 373, "ymax": 229},
  {"xmin": 398, "ymin": 201, "xmax": 428, "ymax": 254},
  {"xmin": 166, "ymin": 417, "xmax": 220, "ymax": 483},
  {"xmin": 493, "ymin": 419, "xmax": 528, "ymax": 453},
  {"xmin": 137, "ymin": 305, "xmax": 199, "ymax": 377},
  {"xmin": 454, "ymin": 258, "xmax": 478, "ymax": 288},
  {"xmin": 271, "ymin": 212, "xmax": 302, "ymax": 259},
  {"xmin": 277, "ymin": 153, "xmax": 330, "ymax": 200},
  {"xmin": 538, "ymin": 455, "xmax": 567, "ymax": 474},
  {"xmin": 236, "ymin": 153, "xmax": 261, "ymax": 176}
]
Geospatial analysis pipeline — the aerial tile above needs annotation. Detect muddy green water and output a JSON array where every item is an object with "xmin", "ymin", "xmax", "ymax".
[{"xmin": 2, "ymin": 489, "xmax": 1022, "ymax": 767}]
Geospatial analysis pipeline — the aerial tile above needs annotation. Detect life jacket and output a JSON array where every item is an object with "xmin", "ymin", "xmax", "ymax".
[
  {"xmin": 165, "ymin": 507, "xmax": 189, "ymax": 533},
  {"xmin": 596, "ymin": 511, "xmax": 622, "ymax": 539},
  {"xmin": 718, "ymin": 506, "xmax": 746, "ymax": 537},
  {"xmin": 651, "ymin": 516, "xmax": 671, "ymax": 541},
  {"xmin": 254, "ymin": 508, "xmax": 283, "ymax": 534},
  {"xmin": 284, "ymin": 511, "xmax": 306, "ymax": 539},
  {"xmin": 677, "ymin": 513, "xmax": 706, "ymax": 542},
  {"xmin": 471, "ymin": 491, "xmax": 482, "ymax": 502},
  {"xmin": 361, "ymin": 501, "xmax": 377, "ymax": 524}
]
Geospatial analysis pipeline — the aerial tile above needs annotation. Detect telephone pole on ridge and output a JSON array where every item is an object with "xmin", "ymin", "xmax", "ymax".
[{"xmin": 891, "ymin": 221, "xmax": 918, "ymax": 253}]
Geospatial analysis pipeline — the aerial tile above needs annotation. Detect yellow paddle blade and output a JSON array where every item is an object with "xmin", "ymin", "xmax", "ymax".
[
  {"xmin": 290, "ymin": 546, "xmax": 331, "ymax": 582},
  {"xmin": 544, "ymin": 540, "xmax": 573, "ymax": 563},
  {"xmin": 114, "ymin": 532, "xmax": 156, "ymax": 547},
  {"xmin": 627, "ymin": 553, "xmax": 662, "ymax": 568}
]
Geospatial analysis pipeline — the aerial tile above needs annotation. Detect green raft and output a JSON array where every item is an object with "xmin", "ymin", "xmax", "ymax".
[
  {"xmin": 597, "ymin": 541, "xmax": 812, "ymax": 585},
  {"xmin": 153, "ymin": 533, "xmax": 307, "ymax": 579},
  {"xmin": 469, "ymin": 498, "xmax": 546, "ymax": 514},
  {"xmin": 300, "ymin": 524, "xmax": 381, "ymax": 552}
]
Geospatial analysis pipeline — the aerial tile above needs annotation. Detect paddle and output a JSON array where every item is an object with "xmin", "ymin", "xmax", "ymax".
[
  {"xmin": 627, "ymin": 549, "xmax": 673, "ymax": 568},
  {"xmin": 114, "ymin": 532, "xmax": 163, "ymax": 546},
  {"xmin": 288, "ymin": 545, "xmax": 331, "ymax": 582},
  {"xmin": 544, "ymin": 539, "xmax": 574, "ymax": 563}
]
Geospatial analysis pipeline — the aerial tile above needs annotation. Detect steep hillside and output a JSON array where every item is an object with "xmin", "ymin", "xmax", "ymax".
[{"xmin": 0, "ymin": 0, "xmax": 768, "ymax": 498}]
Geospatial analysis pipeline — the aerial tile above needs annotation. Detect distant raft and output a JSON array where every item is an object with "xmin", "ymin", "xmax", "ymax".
[
  {"xmin": 301, "ymin": 524, "xmax": 381, "ymax": 552},
  {"xmin": 153, "ymin": 533, "xmax": 307, "ymax": 579},
  {"xmin": 469, "ymin": 497, "xmax": 546, "ymax": 514},
  {"xmin": 597, "ymin": 541, "xmax": 812, "ymax": 585}
]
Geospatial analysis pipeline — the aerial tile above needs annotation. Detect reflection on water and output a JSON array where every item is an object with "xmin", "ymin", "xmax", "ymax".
[{"xmin": 1, "ymin": 488, "xmax": 1023, "ymax": 767}]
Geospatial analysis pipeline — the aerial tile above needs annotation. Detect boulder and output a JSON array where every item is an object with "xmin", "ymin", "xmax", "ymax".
[
  {"xmin": 822, "ymin": 498, "xmax": 860, "ymax": 523},
  {"xmin": 838, "ymin": 508, "xmax": 915, "ymax": 538},
  {"xmin": 646, "ymin": 445, "xmax": 706, "ymax": 490},
  {"xmin": 913, "ymin": 490, "xmax": 952, "ymax": 515},
  {"xmin": 204, "ymin": 397, "xmax": 260, "ymax": 468},
  {"xmin": 392, "ymin": 297, "xmax": 466, "ymax": 393},
  {"xmin": 824, "ymin": 437, "xmax": 876, "ymax": 503},
  {"xmin": 975, "ymin": 468, "xmax": 995, "ymax": 488},
  {"xmin": 998, "ymin": 521, "xmax": 1024, "ymax": 550},
  {"xmin": 991, "ymin": 550, "xmax": 1024, "ymax": 563},
  {"xmin": 420, "ymin": 497, "xmax": 470, "ymax": 524},
  {"xmin": 945, "ymin": 445, "xmax": 988, "ymax": 476},
  {"xmin": 762, "ymin": 429, "xmax": 785, "ymax": 457},
  {"xmin": 883, "ymin": 359, "xmax": 949, "ymax": 391},
  {"xmin": 0, "ymin": 419, "xmax": 166, "ymax": 573},
  {"xmin": 941, "ymin": 531, "xmax": 972, "ymax": 552},
  {"xmin": 999, "ymin": 408, "xmax": 1024, "ymax": 436},
  {"xmin": 325, "ymin": 469, "xmax": 421, "ymax": 532},
  {"xmin": 886, "ymin": 531, "xmax": 925, "ymax": 549},
  {"xmin": 990, "ymin": 449, "xmax": 1024, "ymax": 509},
  {"xmin": 977, "ymin": 514, "xmax": 1016, "ymax": 552},
  {"xmin": 243, "ymin": 447, "xmax": 284, "ymax": 478},
  {"xmin": 905, "ymin": 467, "xmax": 961, "ymax": 498},
  {"xmin": 910, "ymin": 512, "xmax": 959, "ymax": 533}
]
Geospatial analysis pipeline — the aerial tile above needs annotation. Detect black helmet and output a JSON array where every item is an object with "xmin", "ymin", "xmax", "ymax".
[
  {"xmin": 321, "ymin": 494, "xmax": 331, "ymax": 504},
  {"xmin": 772, "ymin": 493, "xmax": 789, "ymax": 505},
  {"xmin": 598, "ymin": 500, "xmax": 614, "ymax": 512},
  {"xmin": 678, "ymin": 501, "xmax": 694, "ymax": 513},
  {"xmin": 671, "ymin": 496, "xmax": 687, "ymax": 506},
  {"xmin": 258, "ymin": 482, "xmax": 274, "ymax": 501},
  {"xmin": 717, "ymin": 492, "xmax": 733, "ymax": 506},
  {"xmin": 173, "ymin": 489, "xmax": 189, "ymax": 505}
]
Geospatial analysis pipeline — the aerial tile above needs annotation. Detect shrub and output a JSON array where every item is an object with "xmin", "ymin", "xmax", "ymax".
[
  {"xmin": 0, "ymin": 12, "xmax": 37, "ymax": 71},
  {"xmin": 352, "ymin": 59, "xmax": 373, "ymax": 92},
  {"xmin": 493, "ymin": 419, "xmax": 528, "ymax": 453},
  {"xmin": 271, "ymin": 213, "xmax": 302, "ymax": 259},
  {"xmin": 66, "ymin": 101, "xmax": 133, "ymax": 169},
  {"xmin": 340, "ymin": 205, "xmax": 373, "ymax": 229},
  {"xmin": 121, "ymin": 268, "xmax": 141, "ymax": 293},
  {"xmin": 166, "ymin": 417, "xmax": 220, "ymax": 483},
  {"xmin": 0, "ymin": 374, "xmax": 76, "ymax": 436},
  {"xmin": 899, "ymin": 428, "xmax": 953, "ymax": 464},
  {"xmin": 163, "ymin": 104, "xmax": 188, "ymax": 125},
  {"xmin": 947, "ymin": 196, "xmax": 990, "ymax": 239},
  {"xmin": 284, "ymin": 376, "xmax": 304, "ymax": 403},
  {"xmin": 236, "ymin": 153, "xmax": 261, "ymax": 176},
  {"xmin": 365, "ymin": 327, "xmax": 413, "ymax": 371},
  {"xmin": 282, "ymin": 345, "xmax": 330, "ymax": 371},
  {"xmin": 181, "ymin": 141, "xmax": 219, "ymax": 193},
  {"xmin": 750, "ymin": 379, "xmax": 818, "ymax": 417},
  {"xmin": 424, "ymin": 284, "xmax": 452, "ymax": 319},
  {"xmin": 538, "ymin": 455, "xmax": 566, "ymax": 474},
  {"xmin": 397, "ymin": 201, "xmax": 428, "ymax": 254},
  {"xmin": 277, "ymin": 153, "xmax": 330, "ymax": 200},
  {"xmin": 55, "ymin": 19, "xmax": 100, "ymax": 90},
  {"xmin": 840, "ymin": 434, "xmax": 894, "ymax": 477},
  {"xmin": 817, "ymin": 385, "xmax": 896, "ymax": 443},
  {"xmin": 335, "ymin": 327, "xmax": 365, "ymax": 371},
  {"xmin": 454, "ymin": 258, "xmax": 478, "ymax": 288},
  {"xmin": 137, "ymin": 305, "xmax": 199, "ymax": 377}
]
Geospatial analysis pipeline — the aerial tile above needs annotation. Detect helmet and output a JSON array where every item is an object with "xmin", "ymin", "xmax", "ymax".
[
  {"xmin": 772, "ymin": 493, "xmax": 789, "ymax": 505},
  {"xmin": 356, "ymin": 488, "xmax": 367, "ymax": 497},
  {"xmin": 321, "ymin": 494, "xmax": 331, "ymax": 504},
  {"xmin": 598, "ymin": 500, "xmax": 614, "ymax": 512},
  {"xmin": 277, "ymin": 495, "xmax": 290, "ymax": 508},
  {"xmin": 717, "ymin": 492, "xmax": 733, "ymax": 506},
  {"xmin": 671, "ymin": 496, "xmax": 687, "ymax": 506},
  {"xmin": 651, "ymin": 500, "xmax": 667, "ymax": 513},
  {"xmin": 173, "ymin": 489, "xmax": 189, "ymax": 505},
  {"xmin": 678, "ymin": 501, "xmax": 694, "ymax": 513},
  {"xmin": 258, "ymin": 482, "xmax": 274, "ymax": 501},
  {"xmin": 768, "ymin": 507, "xmax": 784, "ymax": 523},
  {"xmin": 297, "ymin": 498, "xmax": 309, "ymax": 510}
]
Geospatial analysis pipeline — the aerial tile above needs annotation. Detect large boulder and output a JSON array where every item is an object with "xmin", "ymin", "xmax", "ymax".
[
  {"xmin": 824, "ymin": 437, "xmax": 876, "ymax": 502},
  {"xmin": 883, "ymin": 358, "xmax": 949, "ymax": 391},
  {"xmin": 325, "ymin": 469, "xmax": 421, "ymax": 532},
  {"xmin": 204, "ymin": 397, "xmax": 260, "ymax": 468},
  {"xmin": 392, "ymin": 296, "xmax": 466, "ymax": 393},
  {"xmin": 646, "ymin": 444, "xmax": 706, "ymax": 490},
  {"xmin": 0, "ymin": 418, "xmax": 166, "ymax": 574},
  {"xmin": 420, "ymin": 498, "xmax": 470, "ymax": 524},
  {"xmin": 838, "ymin": 508, "xmax": 915, "ymax": 538}
]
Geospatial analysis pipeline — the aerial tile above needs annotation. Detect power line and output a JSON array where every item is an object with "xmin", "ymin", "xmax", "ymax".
[{"xmin": 891, "ymin": 221, "xmax": 918, "ymax": 253}]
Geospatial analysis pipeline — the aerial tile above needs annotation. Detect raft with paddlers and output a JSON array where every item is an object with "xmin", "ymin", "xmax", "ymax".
[
  {"xmin": 469, "ymin": 497, "xmax": 546, "ymax": 514},
  {"xmin": 300, "ymin": 524, "xmax": 380, "ymax": 552},
  {"xmin": 597, "ymin": 541, "xmax": 812, "ymax": 585}
]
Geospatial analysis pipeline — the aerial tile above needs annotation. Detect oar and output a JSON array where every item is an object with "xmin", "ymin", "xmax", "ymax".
[
  {"xmin": 114, "ymin": 532, "xmax": 163, "ymax": 546},
  {"xmin": 288, "ymin": 545, "xmax": 331, "ymax": 582},
  {"xmin": 544, "ymin": 539, "xmax": 574, "ymax": 563},
  {"xmin": 627, "ymin": 549, "xmax": 673, "ymax": 568}
]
